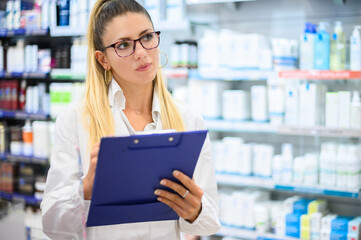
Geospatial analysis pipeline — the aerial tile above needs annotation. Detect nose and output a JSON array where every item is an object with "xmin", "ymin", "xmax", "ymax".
[{"xmin": 133, "ymin": 40, "xmax": 147, "ymax": 59}]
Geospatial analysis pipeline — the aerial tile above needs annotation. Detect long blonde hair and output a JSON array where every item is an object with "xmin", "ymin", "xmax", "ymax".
[{"xmin": 84, "ymin": 0, "xmax": 184, "ymax": 147}]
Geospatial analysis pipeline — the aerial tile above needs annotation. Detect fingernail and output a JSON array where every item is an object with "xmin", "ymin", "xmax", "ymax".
[
  {"xmin": 173, "ymin": 170, "xmax": 179, "ymax": 176},
  {"xmin": 160, "ymin": 180, "xmax": 166, "ymax": 185},
  {"xmin": 157, "ymin": 197, "xmax": 162, "ymax": 201},
  {"xmin": 154, "ymin": 190, "xmax": 159, "ymax": 195}
]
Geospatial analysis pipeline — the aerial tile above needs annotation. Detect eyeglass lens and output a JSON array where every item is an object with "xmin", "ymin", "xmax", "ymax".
[{"xmin": 114, "ymin": 32, "xmax": 159, "ymax": 57}]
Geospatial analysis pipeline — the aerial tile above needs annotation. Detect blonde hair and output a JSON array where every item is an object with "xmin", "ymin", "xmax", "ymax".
[{"xmin": 83, "ymin": 0, "xmax": 184, "ymax": 147}]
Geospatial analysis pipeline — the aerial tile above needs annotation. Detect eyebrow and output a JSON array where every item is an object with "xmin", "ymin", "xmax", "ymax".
[{"xmin": 116, "ymin": 29, "xmax": 153, "ymax": 41}]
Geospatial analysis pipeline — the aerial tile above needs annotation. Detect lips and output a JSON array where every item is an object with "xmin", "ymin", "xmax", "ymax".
[{"xmin": 136, "ymin": 63, "xmax": 152, "ymax": 72}]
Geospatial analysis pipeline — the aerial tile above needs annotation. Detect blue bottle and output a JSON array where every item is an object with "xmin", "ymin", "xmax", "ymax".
[{"xmin": 314, "ymin": 22, "xmax": 330, "ymax": 70}]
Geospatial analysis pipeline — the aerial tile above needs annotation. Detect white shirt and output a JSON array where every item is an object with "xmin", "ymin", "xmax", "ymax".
[{"xmin": 41, "ymin": 79, "xmax": 221, "ymax": 240}]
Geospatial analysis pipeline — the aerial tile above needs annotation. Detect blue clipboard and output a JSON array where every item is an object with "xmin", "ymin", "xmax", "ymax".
[{"xmin": 86, "ymin": 130, "xmax": 208, "ymax": 227}]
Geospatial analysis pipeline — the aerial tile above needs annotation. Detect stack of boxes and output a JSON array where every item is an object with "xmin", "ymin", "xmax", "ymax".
[{"xmin": 321, "ymin": 215, "xmax": 361, "ymax": 240}]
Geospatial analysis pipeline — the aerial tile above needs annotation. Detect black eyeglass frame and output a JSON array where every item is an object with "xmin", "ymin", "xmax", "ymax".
[{"xmin": 99, "ymin": 31, "xmax": 161, "ymax": 57}]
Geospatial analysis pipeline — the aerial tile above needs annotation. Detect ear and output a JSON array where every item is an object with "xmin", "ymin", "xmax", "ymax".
[{"xmin": 95, "ymin": 50, "xmax": 111, "ymax": 70}]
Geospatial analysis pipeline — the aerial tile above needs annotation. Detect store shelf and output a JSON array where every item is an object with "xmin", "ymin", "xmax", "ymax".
[
  {"xmin": 50, "ymin": 26, "xmax": 87, "ymax": 37},
  {"xmin": 217, "ymin": 173, "xmax": 360, "ymax": 199},
  {"xmin": 216, "ymin": 173, "xmax": 274, "ymax": 189},
  {"xmin": 163, "ymin": 68, "xmax": 189, "ymax": 79},
  {"xmin": 278, "ymin": 70, "xmax": 361, "ymax": 80},
  {"xmin": 187, "ymin": 0, "xmax": 256, "ymax": 5},
  {"xmin": 6, "ymin": 154, "xmax": 48, "ymax": 165},
  {"xmin": 0, "ymin": 192, "xmax": 42, "ymax": 206},
  {"xmin": 0, "ymin": 110, "xmax": 49, "ymax": 120},
  {"xmin": 50, "ymin": 69, "xmax": 86, "ymax": 80},
  {"xmin": 274, "ymin": 184, "xmax": 360, "ymax": 199},
  {"xmin": 0, "ymin": 28, "xmax": 48, "ymax": 37},
  {"xmin": 216, "ymin": 226, "xmax": 297, "ymax": 240},
  {"xmin": 154, "ymin": 20, "xmax": 190, "ymax": 31},
  {"xmin": 206, "ymin": 120, "xmax": 361, "ymax": 137},
  {"xmin": 196, "ymin": 69, "xmax": 275, "ymax": 81},
  {"xmin": 278, "ymin": 125, "xmax": 361, "ymax": 138},
  {"xmin": 0, "ymin": 71, "xmax": 49, "ymax": 79},
  {"xmin": 205, "ymin": 119, "xmax": 277, "ymax": 133}
]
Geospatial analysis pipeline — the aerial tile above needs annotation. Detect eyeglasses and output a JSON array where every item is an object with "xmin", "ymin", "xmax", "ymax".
[{"xmin": 100, "ymin": 31, "xmax": 161, "ymax": 57}]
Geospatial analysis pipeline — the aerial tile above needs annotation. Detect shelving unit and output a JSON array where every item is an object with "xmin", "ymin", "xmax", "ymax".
[
  {"xmin": 0, "ymin": 192, "xmax": 42, "ymax": 206},
  {"xmin": 205, "ymin": 119, "xmax": 361, "ymax": 138},
  {"xmin": 205, "ymin": 119, "xmax": 277, "ymax": 133},
  {"xmin": 196, "ymin": 69, "xmax": 275, "ymax": 81},
  {"xmin": 5, "ymin": 154, "xmax": 48, "ymax": 165},
  {"xmin": 278, "ymin": 70, "xmax": 361, "ymax": 80},
  {"xmin": 216, "ymin": 226, "xmax": 298, "ymax": 240},
  {"xmin": 216, "ymin": 173, "xmax": 360, "ymax": 199},
  {"xmin": 0, "ymin": 110, "xmax": 49, "ymax": 121},
  {"xmin": 0, "ymin": 28, "xmax": 49, "ymax": 37}
]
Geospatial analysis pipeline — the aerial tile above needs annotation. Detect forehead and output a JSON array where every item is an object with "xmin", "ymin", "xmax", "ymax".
[{"xmin": 103, "ymin": 12, "xmax": 153, "ymax": 44}]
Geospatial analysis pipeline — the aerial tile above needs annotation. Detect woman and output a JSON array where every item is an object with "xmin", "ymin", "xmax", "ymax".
[{"xmin": 40, "ymin": 0, "xmax": 220, "ymax": 239}]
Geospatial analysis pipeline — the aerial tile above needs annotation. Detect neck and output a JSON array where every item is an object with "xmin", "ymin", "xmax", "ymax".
[{"xmin": 117, "ymin": 80, "xmax": 153, "ymax": 114}]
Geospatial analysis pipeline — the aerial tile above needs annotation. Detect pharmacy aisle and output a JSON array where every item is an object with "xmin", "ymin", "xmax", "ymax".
[
  {"xmin": 169, "ymin": 1, "xmax": 361, "ymax": 240},
  {"xmin": 1, "ymin": 0, "xmax": 361, "ymax": 239}
]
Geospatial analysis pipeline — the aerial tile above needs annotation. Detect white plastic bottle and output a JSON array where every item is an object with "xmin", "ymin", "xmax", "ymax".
[
  {"xmin": 300, "ymin": 22, "xmax": 316, "ymax": 70},
  {"xmin": 336, "ymin": 144, "xmax": 348, "ymax": 188},
  {"xmin": 346, "ymin": 145, "xmax": 361, "ymax": 189},
  {"xmin": 281, "ymin": 143, "xmax": 293, "ymax": 182},
  {"xmin": 330, "ymin": 21, "xmax": 346, "ymax": 70},
  {"xmin": 350, "ymin": 91, "xmax": 361, "ymax": 129},
  {"xmin": 350, "ymin": 26, "xmax": 361, "ymax": 71}
]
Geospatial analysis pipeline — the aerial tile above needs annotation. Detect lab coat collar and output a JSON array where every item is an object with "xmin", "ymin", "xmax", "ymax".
[{"xmin": 108, "ymin": 78, "xmax": 161, "ymax": 123}]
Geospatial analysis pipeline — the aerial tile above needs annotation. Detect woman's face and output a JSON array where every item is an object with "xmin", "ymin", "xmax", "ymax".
[{"xmin": 100, "ymin": 12, "xmax": 159, "ymax": 86}]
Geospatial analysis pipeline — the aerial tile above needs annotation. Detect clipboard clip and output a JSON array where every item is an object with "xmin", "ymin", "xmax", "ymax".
[{"xmin": 128, "ymin": 132, "xmax": 182, "ymax": 149}]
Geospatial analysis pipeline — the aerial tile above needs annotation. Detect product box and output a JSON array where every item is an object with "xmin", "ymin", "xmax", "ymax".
[
  {"xmin": 322, "ymin": 214, "xmax": 338, "ymax": 231},
  {"xmin": 311, "ymin": 212, "xmax": 324, "ymax": 232},
  {"xmin": 349, "ymin": 217, "xmax": 361, "ymax": 234},
  {"xmin": 286, "ymin": 213, "xmax": 302, "ymax": 226},
  {"xmin": 286, "ymin": 224, "xmax": 301, "ymax": 238},
  {"xmin": 321, "ymin": 230, "xmax": 360, "ymax": 240},
  {"xmin": 294, "ymin": 198, "xmax": 314, "ymax": 215},
  {"xmin": 308, "ymin": 199, "xmax": 327, "ymax": 215},
  {"xmin": 331, "ymin": 216, "xmax": 354, "ymax": 233},
  {"xmin": 301, "ymin": 226, "xmax": 311, "ymax": 240}
]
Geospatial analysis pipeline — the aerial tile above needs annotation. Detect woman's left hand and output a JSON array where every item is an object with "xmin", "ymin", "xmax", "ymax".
[{"xmin": 154, "ymin": 170, "xmax": 203, "ymax": 223}]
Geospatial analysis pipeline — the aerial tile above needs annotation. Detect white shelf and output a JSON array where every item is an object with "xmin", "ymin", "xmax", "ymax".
[
  {"xmin": 278, "ymin": 70, "xmax": 361, "ymax": 80},
  {"xmin": 163, "ymin": 68, "xmax": 189, "ymax": 79},
  {"xmin": 278, "ymin": 125, "xmax": 361, "ymax": 138},
  {"xmin": 216, "ymin": 174, "xmax": 274, "ymax": 189},
  {"xmin": 154, "ymin": 20, "xmax": 190, "ymax": 31},
  {"xmin": 187, "ymin": 0, "xmax": 256, "ymax": 5},
  {"xmin": 50, "ymin": 26, "xmax": 86, "ymax": 37},
  {"xmin": 216, "ymin": 173, "xmax": 360, "ymax": 199},
  {"xmin": 205, "ymin": 119, "xmax": 361, "ymax": 137},
  {"xmin": 205, "ymin": 119, "xmax": 277, "ymax": 133},
  {"xmin": 216, "ymin": 226, "xmax": 297, "ymax": 240},
  {"xmin": 197, "ymin": 68, "xmax": 275, "ymax": 81}
]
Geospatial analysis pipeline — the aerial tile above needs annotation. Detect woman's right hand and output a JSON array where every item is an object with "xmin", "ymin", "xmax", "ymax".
[{"xmin": 83, "ymin": 142, "xmax": 100, "ymax": 200}]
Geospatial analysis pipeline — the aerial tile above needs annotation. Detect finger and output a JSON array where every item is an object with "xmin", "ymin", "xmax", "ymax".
[
  {"xmin": 160, "ymin": 179, "xmax": 190, "ymax": 198},
  {"xmin": 154, "ymin": 189, "xmax": 187, "ymax": 208},
  {"xmin": 172, "ymin": 170, "xmax": 200, "ymax": 195},
  {"xmin": 157, "ymin": 196, "xmax": 187, "ymax": 218}
]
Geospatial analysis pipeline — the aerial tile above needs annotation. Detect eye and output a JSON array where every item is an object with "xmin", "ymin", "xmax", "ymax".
[
  {"xmin": 115, "ymin": 41, "xmax": 132, "ymax": 50},
  {"xmin": 142, "ymin": 33, "xmax": 154, "ymax": 41}
]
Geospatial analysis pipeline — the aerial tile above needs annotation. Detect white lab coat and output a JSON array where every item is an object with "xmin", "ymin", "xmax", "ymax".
[{"xmin": 41, "ymin": 79, "xmax": 221, "ymax": 240}]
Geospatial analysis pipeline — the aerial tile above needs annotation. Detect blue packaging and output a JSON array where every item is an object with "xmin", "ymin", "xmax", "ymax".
[
  {"xmin": 330, "ymin": 230, "xmax": 347, "ymax": 240},
  {"xmin": 331, "ymin": 216, "xmax": 354, "ymax": 233},
  {"xmin": 286, "ymin": 213, "xmax": 302, "ymax": 226},
  {"xmin": 314, "ymin": 22, "xmax": 330, "ymax": 70},
  {"xmin": 57, "ymin": 0, "xmax": 70, "ymax": 26},
  {"xmin": 293, "ymin": 198, "xmax": 314, "ymax": 215},
  {"xmin": 286, "ymin": 224, "xmax": 301, "ymax": 238}
]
